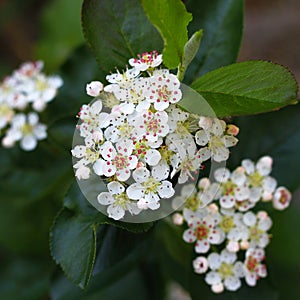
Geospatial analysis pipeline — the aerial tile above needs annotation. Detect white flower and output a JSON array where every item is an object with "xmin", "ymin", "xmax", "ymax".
[
  {"xmin": 170, "ymin": 141, "xmax": 203, "ymax": 184},
  {"xmin": 183, "ymin": 215, "xmax": 222, "ymax": 253},
  {"xmin": 143, "ymin": 71, "xmax": 182, "ymax": 111},
  {"xmin": 272, "ymin": 186, "xmax": 291, "ymax": 210},
  {"xmin": 242, "ymin": 156, "xmax": 277, "ymax": 201},
  {"xmin": 242, "ymin": 211, "xmax": 272, "ymax": 249},
  {"xmin": 75, "ymin": 165, "xmax": 91, "ymax": 180},
  {"xmin": 244, "ymin": 248, "xmax": 267, "ymax": 286},
  {"xmin": 195, "ymin": 118, "xmax": 238, "ymax": 162},
  {"xmin": 126, "ymin": 163, "xmax": 174, "ymax": 210},
  {"xmin": 28, "ymin": 74, "xmax": 63, "ymax": 112},
  {"xmin": 78, "ymin": 100, "xmax": 109, "ymax": 138},
  {"xmin": 128, "ymin": 50, "xmax": 162, "ymax": 71},
  {"xmin": 98, "ymin": 181, "xmax": 141, "ymax": 220},
  {"xmin": 193, "ymin": 256, "xmax": 208, "ymax": 274},
  {"xmin": 86, "ymin": 81, "xmax": 104, "ymax": 97},
  {"xmin": 205, "ymin": 250, "xmax": 244, "ymax": 292},
  {"xmin": 128, "ymin": 110, "xmax": 169, "ymax": 142},
  {"xmin": 93, "ymin": 140, "xmax": 138, "ymax": 181},
  {"xmin": 213, "ymin": 167, "xmax": 250, "ymax": 209},
  {"xmin": 71, "ymin": 136, "xmax": 101, "ymax": 179},
  {"xmin": 3, "ymin": 113, "xmax": 46, "ymax": 151}
]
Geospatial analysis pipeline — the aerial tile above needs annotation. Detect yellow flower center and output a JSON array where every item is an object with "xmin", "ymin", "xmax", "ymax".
[
  {"xmin": 143, "ymin": 177, "xmax": 161, "ymax": 194},
  {"xmin": 219, "ymin": 215, "xmax": 235, "ymax": 233},
  {"xmin": 248, "ymin": 171, "xmax": 263, "ymax": 187},
  {"xmin": 219, "ymin": 262, "xmax": 234, "ymax": 278}
]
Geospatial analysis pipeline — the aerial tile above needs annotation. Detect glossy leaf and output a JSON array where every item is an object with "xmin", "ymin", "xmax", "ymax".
[
  {"xmin": 188, "ymin": 61, "xmax": 298, "ymax": 117},
  {"xmin": 142, "ymin": 0, "xmax": 192, "ymax": 69},
  {"xmin": 50, "ymin": 208, "xmax": 98, "ymax": 289},
  {"xmin": 184, "ymin": 0, "xmax": 244, "ymax": 83},
  {"xmin": 82, "ymin": 0, "xmax": 163, "ymax": 73}
]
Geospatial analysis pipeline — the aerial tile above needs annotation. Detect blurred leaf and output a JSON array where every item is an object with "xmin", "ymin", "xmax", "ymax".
[
  {"xmin": 184, "ymin": 0, "xmax": 244, "ymax": 83},
  {"xmin": 82, "ymin": 0, "xmax": 163, "ymax": 73},
  {"xmin": 155, "ymin": 219, "xmax": 192, "ymax": 267},
  {"xmin": 142, "ymin": 0, "xmax": 192, "ymax": 69},
  {"xmin": 188, "ymin": 61, "xmax": 298, "ymax": 117},
  {"xmin": 51, "ymin": 268, "xmax": 151, "ymax": 300},
  {"xmin": 34, "ymin": 0, "xmax": 84, "ymax": 72},
  {"xmin": 45, "ymin": 45, "xmax": 103, "ymax": 124},
  {"xmin": 0, "ymin": 256, "xmax": 50, "ymax": 300}
]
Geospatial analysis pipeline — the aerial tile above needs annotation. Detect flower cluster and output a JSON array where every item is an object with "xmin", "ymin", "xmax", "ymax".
[
  {"xmin": 173, "ymin": 156, "xmax": 291, "ymax": 293},
  {"xmin": 0, "ymin": 61, "xmax": 63, "ymax": 151},
  {"xmin": 71, "ymin": 51, "xmax": 239, "ymax": 220}
]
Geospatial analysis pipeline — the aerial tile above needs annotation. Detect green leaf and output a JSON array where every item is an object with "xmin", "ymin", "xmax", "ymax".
[
  {"xmin": 82, "ymin": 0, "xmax": 163, "ymax": 73},
  {"xmin": 184, "ymin": 0, "xmax": 244, "ymax": 83},
  {"xmin": 142, "ymin": 0, "xmax": 192, "ymax": 69},
  {"xmin": 178, "ymin": 29, "xmax": 203, "ymax": 81},
  {"xmin": 50, "ymin": 183, "xmax": 154, "ymax": 288},
  {"xmin": 50, "ymin": 208, "xmax": 98, "ymax": 289},
  {"xmin": 188, "ymin": 61, "xmax": 298, "ymax": 117},
  {"xmin": 34, "ymin": 0, "xmax": 84, "ymax": 72}
]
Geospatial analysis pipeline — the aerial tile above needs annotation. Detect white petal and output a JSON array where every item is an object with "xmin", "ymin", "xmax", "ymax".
[
  {"xmin": 223, "ymin": 135, "xmax": 238, "ymax": 148},
  {"xmin": 214, "ymin": 168, "xmax": 230, "ymax": 183},
  {"xmin": 224, "ymin": 277, "xmax": 241, "ymax": 291},
  {"xmin": 245, "ymin": 273, "xmax": 257, "ymax": 286},
  {"xmin": 243, "ymin": 211, "xmax": 257, "ymax": 227},
  {"xmin": 197, "ymin": 147, "xmax": 211, "ymax": 162},
  {"xmin": 220, "ymin": 249, "xmax": 237, "ymax": 264},
  {"xmin": 242, "ymin": 159, "xmax": 255, "ymax": 174},
  {"xmin": 107, "ymin": 181, "xmax": 125, "ymax": 195},
  {"xmin": 256, "ymin": 156, "xmax": 273, "ymax": 176},
  {"xmin": 249, "ymin": 187, "xmax": 262, "ymax": 202},
  {"xmin": 235, "ymin": 186, "xmax": 250, "ymax": 201},
  {"xmin": 116, "ymin": 168, "xmax": 131, "ymax": 181},
  {"xmin": 97, "ymin": 192, "xmax": 115, "ymax": 205},
  {"xmin": 195, "ymin": 130, "xmax": 209, "ymax": 146},
  {"xmin": 219, "ymin": 195, "xmax": 235, "ymax": 209},
  {"xmin": 33, "ymin": 124, "xmax": 47, "ymax": 139},
  {"xmin": 28, "ymin": 112, "xmax": 39, "ymax": 125},
  {"xmin": 100, "ymin": 141, "xmax": 116, "ymax": 160},
  {"xmin": 75, "ymin": 166, "xmax": 90, "ymax": 180},
  {"xmin": 152, "ymin": 161, "xmax": 170, "ymax": 181},
  {"xmin": 71, "ymin": 145, "xmax": 86, "ymax": 158},
  {"xmin": 207, "ymin": 253, "xmax": 221, "ymax": 270},
  {"xmin": 132, "ymin": 167, "xmax": 150, "ymax": 183},
  {"xmin": 86, "ymin": 81, "xmax": 103, "ymax": 97},
  {"xmin": 93, "ymin": 159, "xmax": 106, "ymax": 176},
  {"xmin": 195, "ymin": 240, "xmax": 210, "ymax": 253},
  {"xmin": 21, "ymin": 135, "xmax": 37, "ymax": 151},
  {"xmin": 158, "ymin": 181, "xmax": 175, "ymax": 198},
  {"xmin": 126, "ymin": 183, "xmax": 144, "ymax": 200},
  {"xmin": 212, "ymin": 146, "xmax": 229, "ymax": 162},
  {"xmin": 183, "ymin": 228, "xmax": 197, "ymax": 243},
  {"xmin": 231, "ymin": 167, "xmax": 247, "ymax": 185},
  {"xmin": 262, "ymin": 176, "xmax": 277, "ymax": 193},
  {"xmin": 107, "ymin": 204, "xmax": 125, "ymax": 220},
  {"xmin": 144, "ymin": 149, "xmax": 161, "ymax": 166},
  {"xmin": 205, "ymin": 272, "xmax": 222, "ymax": 285}
]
